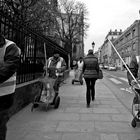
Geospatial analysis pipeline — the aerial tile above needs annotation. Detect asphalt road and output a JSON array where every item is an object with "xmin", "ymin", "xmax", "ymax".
[{"xmin": 102, "ymin": 69, "xmax": 134, "ymax": 112}]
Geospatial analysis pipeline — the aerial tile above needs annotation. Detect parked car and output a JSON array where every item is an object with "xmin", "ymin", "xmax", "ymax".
[
  {"xmin": 104, "ymin": 65, "xmax": 109, "ymax": 69},
  {"xmin": 99, "ymin": 64, "xmax": 104, "ymax": 69},
  {"xmin": 108, "ymin": 65, "xmax": 117, "ymax": 71}
]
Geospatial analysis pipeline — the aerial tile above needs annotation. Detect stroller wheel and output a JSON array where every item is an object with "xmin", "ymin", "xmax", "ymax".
[
  {"xmin": 131, "ymin": 118, "xmax": 137, "ymax": 128},
  {"xmin": 54, "ymin": 96, "xmax": 60, "ymax": 109}
]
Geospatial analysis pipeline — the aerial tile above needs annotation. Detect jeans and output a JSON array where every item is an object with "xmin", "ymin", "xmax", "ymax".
[
  {"xmin": 52, "ymin": 76, "xmax": 63, "ymax": 104},
  {"xmin": 53, "ymin": 76, "xmax": 63, "ymax": 92},
  {"xmin": 84, "ymin": 78, "xmax": 97, "ymax": 105},
  {"xmin": 0, "ymin": 93, "xmax": 14, "ymax": 140}
]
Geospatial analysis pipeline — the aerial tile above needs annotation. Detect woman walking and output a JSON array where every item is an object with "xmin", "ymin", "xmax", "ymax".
[{"xmin": 83, "ymin": 44, "xmax": 99, "ymax": 108}]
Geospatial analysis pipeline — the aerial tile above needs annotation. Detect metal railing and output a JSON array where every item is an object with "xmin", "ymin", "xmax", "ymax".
[{"xmin": 0, "ymin": 5, "xmax": 69, "ymax": 84}]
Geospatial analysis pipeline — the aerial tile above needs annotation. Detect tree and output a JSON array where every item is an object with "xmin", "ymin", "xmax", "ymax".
[
  {"xmin": 0, "ymin": 0, "xmax": 37, "ymax": 21},
  {"xmin": 26, "ymin": 0, "xmax": 57, "ymax": 33},
  {"xmin": 52, "ymin": 0, "xmax": 89, "ymax": 55}
]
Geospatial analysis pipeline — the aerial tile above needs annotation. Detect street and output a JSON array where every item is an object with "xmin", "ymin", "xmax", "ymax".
[
  {"xmin": 6, "ymin": 70, "xmax": 140, "ymax": 140},
  {"xmin": 103, "ymin": 69, "xmax": 134, "ymax": 111},
  {"xmin": 103, "ymin": 69, "xmax": 132, "ymax": 93}
]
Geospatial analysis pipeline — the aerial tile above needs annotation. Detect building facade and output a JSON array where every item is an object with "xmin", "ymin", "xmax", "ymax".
[
  {"xmin": 100, "ymin": 29, "xmax": 122, "ymax": 66},
  {"xmin": 112, "ymin": 20, "xmax": 140, "ymax": 70}
]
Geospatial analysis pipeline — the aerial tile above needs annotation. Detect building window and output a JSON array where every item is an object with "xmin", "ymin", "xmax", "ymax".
[
  {"xmin": 132, "ymin": 42, "xmax": 136, "ymax": 51},
  {"xmin": 132, "ymin": 29, "xmax": 136, "ymax": 37}
]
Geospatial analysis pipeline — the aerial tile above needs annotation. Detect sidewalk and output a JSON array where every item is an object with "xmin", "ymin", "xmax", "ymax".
[{"xmin": 7, "ymin": 71, "xmax": 140, "ymax": 140}]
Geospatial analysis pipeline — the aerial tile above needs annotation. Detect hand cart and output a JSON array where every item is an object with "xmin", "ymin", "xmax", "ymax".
[
  {"xmin": 72, "ymin": 69, "xmax": 83, "ymax": 85},
  {"xmin": 31, "ymin": 43, "xmax": 60, "ymax": 112},
  {"xmin": 31, "ymin": 75, "xmax": 60, "ymax": 112}
]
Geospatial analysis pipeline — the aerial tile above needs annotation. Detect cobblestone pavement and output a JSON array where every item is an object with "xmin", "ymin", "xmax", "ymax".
[{"xmin": 7, "ymin": 71, "xmax": 140, "ymax": 140}]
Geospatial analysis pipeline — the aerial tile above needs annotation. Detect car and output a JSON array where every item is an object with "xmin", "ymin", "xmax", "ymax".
[
  {"xmin": 104, "ymin": 65, "xmax": 109, "ymax": 69},
  {"xmin": 99, "ymin": 64, "xmax": 104, "ymax": 69},
  {"xmin": 108, "ymin": 66, "xmax": 117, "ymax": 71}
]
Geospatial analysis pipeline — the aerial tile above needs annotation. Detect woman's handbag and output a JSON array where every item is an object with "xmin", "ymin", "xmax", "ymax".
[{"xmin": 98, "ymin": 69, "xmax": 103, "ymax": 79}]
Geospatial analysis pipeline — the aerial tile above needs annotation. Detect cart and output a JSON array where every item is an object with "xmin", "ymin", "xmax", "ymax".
[
  {"xmin": 131, "ymin": 80, "xmax": 140, "ymax": 127},
  {"xmin": 72, "ymin": 69, "xmax": 83, "ymax": 85},
  {"xmin": 31, "ymin": 75, "xmax": 60, "ymax": 112},
  {"xmin": 31, "ymin": 43, "xmax": 61, "ymax": 112}
]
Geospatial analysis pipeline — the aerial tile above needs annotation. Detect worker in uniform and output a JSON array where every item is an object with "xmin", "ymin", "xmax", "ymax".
[
  {"xmin": 0, "ymin": 33, "xmax": 21, "ymax": 140},
  {"xmin": 47, "ymin": 51, "xmax": 66, "ymax": 104}
]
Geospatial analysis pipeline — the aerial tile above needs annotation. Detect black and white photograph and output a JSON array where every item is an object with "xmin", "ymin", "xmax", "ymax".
[{"xmin": 0, "ymin": 0, "xmax": 140, "ymax": 140}]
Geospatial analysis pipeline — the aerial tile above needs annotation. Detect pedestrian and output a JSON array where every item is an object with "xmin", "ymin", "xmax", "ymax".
[
  {"xmin": 0, "ymin": 33, "xmax": 21, "ymax": 140},
  {"xmin": 72, "ymin": 59, "xmax": 78, "ymax": 70},
  {"xmin": 77, "ymin": 57, "xmax": 84, "ymax": 71},
  {"xmin": 47, "ymin": 50, "xmax": 66, "ymax": 104},
  {"xmin": 83, "ymin": 42, "xmax": 99, "ymax": 108},
  {"xmin": 127, "ymin": 55, "xmax": 139, "ymax": 86},
  {"xmin": 77, "ymin": 57, "xmax": 84, "ymax": 82}
]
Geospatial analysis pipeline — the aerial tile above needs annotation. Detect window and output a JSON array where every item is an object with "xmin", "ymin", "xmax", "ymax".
[
  {"xmin": 132, "ymin": 29, "xmax": 136, "ymax": 37},
  {"xmin": 132, "ymin": 42, "xmax": 136, "ymax": 51}
]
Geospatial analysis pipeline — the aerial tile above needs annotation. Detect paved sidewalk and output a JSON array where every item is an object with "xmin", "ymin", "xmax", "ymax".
[{"xmin": 7, "ymin": 71, "xmax": 140, "ymax": 140}]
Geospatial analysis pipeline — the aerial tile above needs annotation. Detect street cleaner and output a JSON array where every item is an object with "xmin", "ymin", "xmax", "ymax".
[
  {"xmin": 0, "ymin": 33, "xmax": 21, "ymax": 140},
  {"xmin": 44, "ymin": 50, "xmax": 66, "ymax": 105}
]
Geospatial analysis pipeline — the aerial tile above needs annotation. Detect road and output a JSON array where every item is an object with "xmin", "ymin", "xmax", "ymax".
[
  {"xmin": 103, "ymin": 70, "xmax": 132, "ymax": 93},
  {"xmin": 102, "ymin": 69, "xmax": 134, "ymax": 111}
]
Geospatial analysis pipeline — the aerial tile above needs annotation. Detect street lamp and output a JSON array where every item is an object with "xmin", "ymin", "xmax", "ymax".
[{"xmin": 92, "ymin": 41, "xmax": 95, "ymax": 52}]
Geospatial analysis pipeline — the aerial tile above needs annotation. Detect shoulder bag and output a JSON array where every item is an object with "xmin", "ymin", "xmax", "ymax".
[{"xmin": 98, "ymin": 69, "xmax": 103, "ymax": 79}]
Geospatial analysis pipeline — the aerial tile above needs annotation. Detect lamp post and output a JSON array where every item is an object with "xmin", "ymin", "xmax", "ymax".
[{"xmin": 92, "ymin": 41, "xmax": 95, "ymax": 53}]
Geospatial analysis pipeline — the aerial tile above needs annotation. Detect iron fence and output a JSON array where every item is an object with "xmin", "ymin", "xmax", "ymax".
[{"xmin": 0, "ymin": 5, "xmax": 69, "ymax": 84}]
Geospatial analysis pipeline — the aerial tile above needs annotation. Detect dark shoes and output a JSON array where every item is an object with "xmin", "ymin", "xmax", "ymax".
[{"xmin": 92, "ymin": 96, "xmax": 95, "ymax": 101}]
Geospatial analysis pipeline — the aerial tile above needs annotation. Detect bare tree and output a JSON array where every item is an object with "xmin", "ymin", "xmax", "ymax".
[{"xmin": 52, "ymin": 0, "xmax": 89, "ymax": 54}]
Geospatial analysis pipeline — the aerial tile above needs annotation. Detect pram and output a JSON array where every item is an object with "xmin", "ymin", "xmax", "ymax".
[
  {"xmin": 131, "ymin": 80, "xmax": 140, "ymax": 127},
  {"xmin": 31, "ymin": 74, "xmax": 60, "ymax": 112},
  {"xmin": 72, "ymin": 69, "xmax": 83, "ymax": 85}
]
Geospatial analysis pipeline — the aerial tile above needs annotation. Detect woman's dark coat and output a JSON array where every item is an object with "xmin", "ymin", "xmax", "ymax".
[{"xmin": 83, "ymin": 53, "xmax": 99, "ymax": 79}]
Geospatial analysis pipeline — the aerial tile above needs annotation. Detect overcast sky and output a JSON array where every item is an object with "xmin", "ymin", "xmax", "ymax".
[{"xmin": 79, "ymin": 0, "xmax": 140, "ymax": 54}]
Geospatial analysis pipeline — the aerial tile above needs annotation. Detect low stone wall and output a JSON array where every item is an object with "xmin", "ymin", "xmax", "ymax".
[{"xmin": 9, "ymin": 69, "xmax": 70, "ymax": 117}]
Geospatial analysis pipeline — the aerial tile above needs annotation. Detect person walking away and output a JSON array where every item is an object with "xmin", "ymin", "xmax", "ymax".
[
  {"xmin": 77, "ymin": 57, "xmax": 84, "ymax": 82},
  {"xmin": 127, "ymin": 55, "xmax": 139, "ymax": 86},
  {"xmin": 47, "ymin": 51, "xmax": 66, "ymax": 104},
  {"xmin": 83, "ymin": 47, "xmax": 99, "ymax": 108},
  {"xmin": 0, "ymin": 33, "xmax": 21, "ymax": 140}
]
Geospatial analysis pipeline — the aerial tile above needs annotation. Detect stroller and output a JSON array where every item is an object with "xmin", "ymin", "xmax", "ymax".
[
  {"xmin": 131, "ymin": 80, "xmax": 140, "ymax": 127},
  {"xmin": 72, "ymin": 68, "xmax": 83, "ymax": 85},
  {"xmin": 31, "ymin": 75, "xmax": 60, "ymax": 112}
]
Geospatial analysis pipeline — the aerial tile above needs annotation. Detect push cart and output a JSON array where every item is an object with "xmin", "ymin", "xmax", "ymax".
[
  {"xmin": 31, "ymin": 43, "xmax": 60, "ymax": 112},
  {"xmin": 131, "ymin": 80, "xmax": 140, "ymax": 127},
  {"xmin": 31, "ymin": 75, "xmax": 60, "ymax": 112},
  {"xmin": 72, "ymin": 69, "xmax": 83, "ymax": 85}
]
